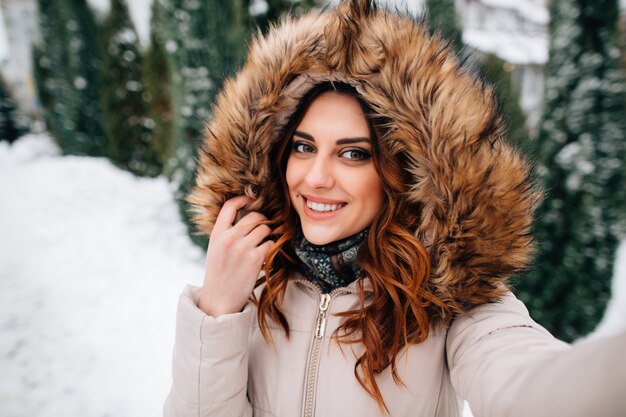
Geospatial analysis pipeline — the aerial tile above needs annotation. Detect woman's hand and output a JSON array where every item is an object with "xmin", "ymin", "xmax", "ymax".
[{"xmin": 198, "ymin": 195, "xmax": 274, "ymax": 317}]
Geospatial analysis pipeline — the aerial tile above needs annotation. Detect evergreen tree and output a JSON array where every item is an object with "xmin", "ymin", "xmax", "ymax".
[
  {"xmin": 33, "ymin": 0, "xmax": 106, "ymax": 156},
  {"xmin": 100, "ymin": 0, "xmax": 161, "ymax": 176},
  {"xmin": 0, "ymin": 75, "xmax": 24, "ymax": 143},
  {"xmin": 425, "ymin": 0, "xmax": 463, "ymax": 51},
  {"xmin": 158, "ymin": 0, "xmax": 249, "ymax": 246},
  {"xmin": 248, "ymin": 0, "xmax": 319, "ymax": 34},
  {"xmin": 159, "ymin": 0, "xmax": 243, "ymax": 180},
  {"xmin": 33, "ymin": 1, "xmax": 67, "ymax": 144},
  {"xmin": 143, "ymin": 0, "xmax": 174, "ymax": 172},
  {"xmin": 480, "ymin": 54, "xmax": 530, "ymax": 151},
  {"xmin": 516, "ymin": 0, "xmax": 626, "ymax": 340}
]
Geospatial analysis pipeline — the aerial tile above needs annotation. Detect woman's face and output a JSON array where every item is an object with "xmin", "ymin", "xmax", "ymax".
[{"xmin": 286, "ymin": 91, "xmax": 385, "ymax": 245}]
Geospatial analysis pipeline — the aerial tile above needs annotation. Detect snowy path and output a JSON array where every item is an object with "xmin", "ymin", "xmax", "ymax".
[
  {"xmin": 0, "ymin": 134, "xmax": 624, "ymax": 417},
  {"xmin": 0, "ymin": 134, "xmax": 204, "ymax": 417}
]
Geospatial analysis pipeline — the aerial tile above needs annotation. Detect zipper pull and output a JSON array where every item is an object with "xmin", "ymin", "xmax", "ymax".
[{"xmin": 315, "ymin": 293, "xmax": 331, "ymax": 339}]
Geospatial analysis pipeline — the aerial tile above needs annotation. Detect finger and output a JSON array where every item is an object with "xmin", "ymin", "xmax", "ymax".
[
  {"xmin": 244, "ymin": 224, "xmax": 272, "ymax": 247},
  {"xmin": 213, "ymin": 195, "xmax": 253, "ymax": 234},
  {"xmin": 255, "ymin": 240, "xmax": 275, "ymax": 260},
  {"xmin": 232, "ymin": 211, "xmax": 267, "ymax": 236}
]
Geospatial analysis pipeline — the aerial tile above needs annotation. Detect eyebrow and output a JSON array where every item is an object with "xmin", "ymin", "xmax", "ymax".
[{"xmin": 293, "ymin": 131, "xmax": 371, "ymax": 145}]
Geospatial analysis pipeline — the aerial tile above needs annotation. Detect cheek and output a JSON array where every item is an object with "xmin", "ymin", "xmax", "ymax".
[
  {"xmin": 355, "ymin": 168, "xmax": 384, "ymax": 209},
  {"xmin": 371, "ymin": 181, "xmax": 385, "ymax": 212}
]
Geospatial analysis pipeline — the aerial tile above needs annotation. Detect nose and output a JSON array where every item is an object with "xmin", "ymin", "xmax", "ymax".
[{"xmin": 304, "ymin": 156, "xmax": 335, "ymax": 189}]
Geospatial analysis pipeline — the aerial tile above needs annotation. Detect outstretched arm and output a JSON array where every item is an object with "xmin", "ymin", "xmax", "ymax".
[{"xmin": 447, "ymin": 293, "xmax": 626, "ymax": 417}]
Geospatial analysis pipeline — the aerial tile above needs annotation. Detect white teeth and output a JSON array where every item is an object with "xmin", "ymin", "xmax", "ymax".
[{"xmin": 306, "ymin": 199, "xmax": 342, "ymax": 212}]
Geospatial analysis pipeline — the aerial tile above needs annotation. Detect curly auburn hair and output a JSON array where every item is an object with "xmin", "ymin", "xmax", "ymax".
[{"xmin": 253, "ymin": 82, "xmax": 452, "ymax": 413}]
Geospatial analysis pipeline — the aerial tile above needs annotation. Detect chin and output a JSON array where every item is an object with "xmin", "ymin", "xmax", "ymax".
[
  {"xmin": 302, "ymin": 232, "xmax": 334, "ymax": 246},
  {"xmin": 300, "ymin": 226, "xmax": 331, "ymax": 245},
  {"xmin": 301, "ymin": 225, "xmax": 348, "ymax": 246}
]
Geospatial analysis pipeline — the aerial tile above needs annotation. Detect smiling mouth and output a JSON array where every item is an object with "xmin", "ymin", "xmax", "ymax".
[{"xmin": 304, "ymin": 197, "xmax": 346, "ymax": 213}]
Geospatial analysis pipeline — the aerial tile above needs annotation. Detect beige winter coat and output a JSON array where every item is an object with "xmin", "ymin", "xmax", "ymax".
[
  {"xmin": 164, "ymin": 279, "xmax": 625, "ymax": 417},
  {"xmin": 164, "ymin": 0, "xmax": 626, "ymax": 415}
]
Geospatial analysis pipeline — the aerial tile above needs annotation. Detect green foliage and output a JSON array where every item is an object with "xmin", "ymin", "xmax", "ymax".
[
  {"xmin": 157, "ymin": 0, "xmax": 252, "ymax": 247},
  {"xmin": 425, "ymin": 0, "xmax": 463, "ymax": 51},
  {"xmin": 33, "ymin": 0, "xmax": 106, "ymax": 156},
  {"xmin": 248, "ymin": 0, "xmax": 320, "ymax": 34},
  {"xmin": 143, "ymin": 0, "xmax": 174, "ymax": 174},
  {"xmin": 0, "ymin": 75, "xmax": 24, "ymax": 143},
  {"xmin": 516, "ymin": 0, "xmax": 626, "ymax": 341},
  {"xmin": 480, "ymin": 54, "xmax": 530, "ymax": 151},
  {"xmin": 100, "ymin": 0, "xmax": 161, "ymax": 176},
  {"xmin": 158, "ymin": 0, "xmax": 246, "ymax": 176}
]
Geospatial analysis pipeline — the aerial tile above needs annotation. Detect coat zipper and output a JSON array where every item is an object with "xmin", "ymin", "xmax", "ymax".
[
  {"xmin": 315, "ymin": 293, "xmax": 331, "ymax": 339},
  {"xmin": 302, "ymin": 292, "xmax": 330, "ymax": 417},
  {"xmin": 295, "ymin": 278, "xmax": 372, "ymax": 417}
]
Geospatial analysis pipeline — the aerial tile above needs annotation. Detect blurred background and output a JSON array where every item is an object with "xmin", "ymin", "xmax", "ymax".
[{"xmin": 1, "ymin": 0, "xmax": 626, "ymax": 416}]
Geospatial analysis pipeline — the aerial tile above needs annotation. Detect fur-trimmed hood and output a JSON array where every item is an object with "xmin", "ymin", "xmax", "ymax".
[{"xmin": 187, "ymin": 0, "xmax": 540, "ymax": 313}]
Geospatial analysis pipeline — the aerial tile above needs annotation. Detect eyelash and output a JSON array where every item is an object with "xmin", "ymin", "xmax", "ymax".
[
  {"xmin": 340, "ymin": 149, "xmax": 371, "ymax": 161},
  {"xmin": 292, "ymin": 141, "xmax": 371, "ymax": 161},
  {"xmin": 293, "ymin": 142, "xmax": 315, "ymax": 154}
]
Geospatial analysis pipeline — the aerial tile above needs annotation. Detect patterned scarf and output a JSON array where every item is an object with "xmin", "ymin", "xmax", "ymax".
[{"xmin": 293, "ymin": 229, "xmax": 369, "ymax": 293}]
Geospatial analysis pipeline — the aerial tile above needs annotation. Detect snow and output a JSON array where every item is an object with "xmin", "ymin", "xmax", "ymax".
[
  {"xmin": 479, "ymin": 0, "xmax": 548, "ymax": 25},
  {"xmin": 249, "ymin": 0, "xmax": 270, "ymax": 16},
  {"xmin": 587, "ymin": 240, "xmax": 626, "ymax": 340},
  {"xmin": 555, "ymin": 140, "xmax": 595, "ymax": 191},
  {"xmin": 87, "ymin": 0, "xmax": 153, "ymax": 47},
  {"xmin": 459, "ymin": 0, "xmax": 549, "ymax": 66},
  {"xmin": 463, "ymin": 29, "xmax": 548, "ymax": 65},
  {"xmin": 328, "ymin": 0, "xmax": 425, "ymax": 15},
  {"xmin": 0, "ymin": 134, "xmax": 205, "ymax": 417},
  {"xmin": 115, "ymin": 28, "xmax": 138, "ymax": 45}
]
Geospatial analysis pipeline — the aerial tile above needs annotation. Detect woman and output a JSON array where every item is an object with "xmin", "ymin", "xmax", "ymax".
[{"xmin": 164, "ymin": 1, "xmax": 626, "ymax": 416}]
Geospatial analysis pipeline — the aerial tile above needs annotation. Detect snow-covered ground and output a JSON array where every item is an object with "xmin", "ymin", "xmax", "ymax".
[
  {"xmin": 0, "ymin": 134, "xmax": 624, "ymax": 417},
  {"xmin": 586, "ymin": 240, "xmax": 626, "ymax": 340},
  {"xmin": 0, "ymin": 134, "xmax": 205, "ymax": 417}
]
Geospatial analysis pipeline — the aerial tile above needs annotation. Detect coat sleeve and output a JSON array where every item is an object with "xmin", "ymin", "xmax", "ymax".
[
  {"xmin": 163, "ymin": 285, "xmax": 254, "ymax": 417},
  {"xmin": 446, "ymin": 292, "xmax": 626, "ymax": 417}
]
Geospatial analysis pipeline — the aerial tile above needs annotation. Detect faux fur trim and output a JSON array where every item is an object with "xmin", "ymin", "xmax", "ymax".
[{"xmin": 187, "ymin": 0, "xmax": 541, "ymax": 314}]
